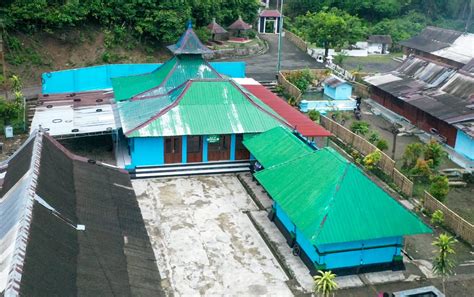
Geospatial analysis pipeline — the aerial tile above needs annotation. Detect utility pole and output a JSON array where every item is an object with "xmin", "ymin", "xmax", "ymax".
[
  {"xmin": 276, "ymin": 0, "xmax": 284, "ymax": 74},
  {"xmin": 0, "ymin": 23, "xmax": 7, "ymax": 100}
]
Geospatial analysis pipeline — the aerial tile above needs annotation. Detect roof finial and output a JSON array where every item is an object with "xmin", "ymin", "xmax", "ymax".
[{"xmin": 187, "ymin": 20, "xmax": 193, "ymax": 29}]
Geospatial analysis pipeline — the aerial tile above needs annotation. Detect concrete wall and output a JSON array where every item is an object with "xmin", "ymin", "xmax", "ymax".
[
  {"xmin": 324, "ymin": 83, "xmax": 352, "ymax": 100},
  {"xmin": 274, "ymin": 201, "xmax": 403, "ymax": 270},
  {"xmin": 455, "ymin": 130, "xmax": 474, "ymax": 160},
  {"xmin": 130, "ymin": 137, "xmax": 164, "ymax": 166}
]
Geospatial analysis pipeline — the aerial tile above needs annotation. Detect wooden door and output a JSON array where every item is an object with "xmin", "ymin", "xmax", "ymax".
[
  {"xmin": 235, "ymin": 134, "xmax": 250, "ymax": 160},
  {"xmin": 187, "ymin": 136, "xmax": 202, "ymax": 163},
  {"xmin": 208, "ymin": 135, "xmax": 230, "ymax": 161},
  {"xmin": 164, "ymin": 137, "xmax": 182, "ymax": 163}
]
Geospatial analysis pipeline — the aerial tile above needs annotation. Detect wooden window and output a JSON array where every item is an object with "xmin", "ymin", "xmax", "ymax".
[{"xmin": 188, "ymin": 136, "xmax": 201, "ymax": 153}]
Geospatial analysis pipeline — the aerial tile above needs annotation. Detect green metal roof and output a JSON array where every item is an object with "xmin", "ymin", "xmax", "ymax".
[
  {"xmin": 119, "ymin": 79, "xmax": 288, "ymax": 137},
  {"xmin": 255, "ymin": 148, "xmax": 431, "ymax": 245},
  {"xmin": 112, "ymin": 55, "xmax": 220, "ymax": 101},
  {"xmin": 243, "ymin": 126, "xmax": 315, "ymax": 168}
]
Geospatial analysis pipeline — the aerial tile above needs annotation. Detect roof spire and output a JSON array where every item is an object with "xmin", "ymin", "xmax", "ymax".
[
  {"xmin": 167, "ymin": 21, "xmax": 213, "ymax": 55},
  {"xmin": 186, "ymin": 19, "xmax": 193, "ymax": 29}
]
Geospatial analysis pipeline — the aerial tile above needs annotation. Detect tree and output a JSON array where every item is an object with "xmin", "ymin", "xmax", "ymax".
[
  {"xmin": 432, "ymin": 233, "xmax": 456, "ymax": 296},
  {"xmin": 0, "ymin": 95, "xmax": 22, "ymax": 125},
  {"xmin": 376, "ymin": 139, "xmax": 389, "ymax": 151},
  {"xmin": 350, "ymin": 121, "xmax": 370, "ymax": 135},
  {"xmin": 424, "ymin": 139, "xmax": 447, "ymax": 169},
  {"xmin": 363, "ymin": 150, "xmax": 382, "ymax": 170},
  {"xmin": 429, "ymin": 175, "xmax": 450, "ymax": 201},
  {"xmin": 296, "ymin": 8, "xmax": 366, "ymax": 58},
  {"xmin": 333, "ymin": 52, "xmax": 348, "ymax": 66},
  {"xmin": 431, "ymin": 210, "xmax": 445, "ymax": 226},
  {"xmin": 410, "ymin": 159, "xmax": 432, "ymax": 181},
  {"xmin": 313, "ymin": 270, "xmax": 338, "ymax": 297},
  {"xmin": 402, "ymin": 143, "xmax": 424, "ymax": 169}
]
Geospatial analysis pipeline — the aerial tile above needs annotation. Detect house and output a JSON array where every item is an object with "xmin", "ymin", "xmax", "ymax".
[
  {"xmin": 243, "ymin": 127, "xmax": 431, "ymax": 273},
  {"xmin": 258, "ymin": 10, "xmax": 282, "ymax": 34},
  {"xmin": 399, "ymin": 26, "xmax": 474, "ymax": 69},
  {"xmin": 0, "ymin": 130, "xmax": 163, "ymax": 296},
  {"xmin": 365, "ymin": 55, "xmax": 474, "ymax": 167},
  {"xmin": 367, "ymin": 35, "xmax": 392, "ymax": 54},
  {"xmin": 207, "ymin": 18, "xmax": 228, "ymax": 41},
  {"xmin": 323, "ymin": 75, "xmax": 352, "ymax": 100}
]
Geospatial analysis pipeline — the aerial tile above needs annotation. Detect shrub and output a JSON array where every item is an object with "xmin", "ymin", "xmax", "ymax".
[
  {"xmin": 410, "ymin": 159, "xmax": 432, "ymax": 181},
  {"xmin": 376, "ymin": 139, "xmax": 388, "ymax": 151},
  {"xmin": 363, "ymin": 150, "xmax": 381, "ymax": 170},
  {"xmin": 368, "ymin": 132, "xmax": 380, "ymax": 144},
  {"xmin": 402, "ymin": 143, "xmax": 424, "ymax": 169},
  {"xmin": 194, "ymin": 26, "xmax": 211, "ymax": 43},
  {"xmin": 286, "ymin": 69, "xmax": 314, "ymax": 92},
  {"xmin": 429, "ymin": 175, "xmax": 449, "ymax": 202},
  {"xmin": 424, "ymin": 139, "xmax": 447, "ymax": 169},
  {"xmin": 308, "ymin": 110, "xmax": 320, "ymax": 122},
  {"xmin": 431, "ymin": 210, "xmax": 445, "ymax": 226},
  {"xmin": 350, "ymin": 121, "xmax": 370, "ymax": 136}
]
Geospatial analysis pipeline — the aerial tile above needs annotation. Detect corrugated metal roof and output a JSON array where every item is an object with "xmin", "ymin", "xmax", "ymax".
[
  {"xmin": 255, "ymin": 147, "xmax": 431, "ymax": 245},
  {"xmin": 240, "ymin": 81, "xmax": 331, "ymax": 137},
  {"xmin": 112, "ymin": 55, "xmax": 221, "ymax": 101},
  {"xmin": 324, "ymin": 75, "xmax": 348, "ymax": 88},
  {"xmin": 243, "ymin": 126, "xmax": 314, "ymax": 168},
  {"xmin": 120, "ymin": 80, "xmax": 288, "ymax": 137},
  {"xmin": 167, "ymin": 22, "xmax": 213, "ymax": 55}
]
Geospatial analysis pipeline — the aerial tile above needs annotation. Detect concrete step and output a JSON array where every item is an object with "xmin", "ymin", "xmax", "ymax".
[{"xmin": 131, "ymin": 160, "xmax": 251, "ymax": 179}]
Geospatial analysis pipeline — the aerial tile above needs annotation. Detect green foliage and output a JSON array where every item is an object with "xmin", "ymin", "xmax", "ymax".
[
  {"xmin": 431, "ymin": 210, "xmax": 445, "ymax": 226},
  {"xmin": 410, "ymin": 159, "xmax": 433, "ymax": 180},
  {"xmin": 429, "ymin": 175, "xmax": 450, "ymax": 202},
  {"xmin": 333, "ymin": 52, "xmax": 348, "ymax": 66},
  {"xmin": 308, "ymin": 110, "xmax": 320, "ymax": 122},
  {"xmin": 194, "ymin": 27, "xmax": 211, "ymax": 44},
  {"xmin": 0, "ymin": 95, "xmax": 22, "ymax": 125},
  {"xmin": 424, "ymin": 139, "xmax": 447, "ymax": 169},
  {"xmin": 432, "ymin": 233, "xmax": 456, "ymax": 295},
  {"xmin": 402, "ymin": 143, "xmax": 424, "ymax": 169},
  {"xmin": 376, "ymin": 139, "xmax": 388, "ymax": 151},
  {"xmin": 286, "ymin": 69, "xmax": 314, "ymax": 92},
  {"xmin": 350, "ymin": 121, "xmax": 370, "ymax": 135},
  {"xmin": 363, "ymin": 150, "xmax": 382, "ymax": 170},
  {"xmin": 313, "ymin": 270, "xmax": 338, "ymax": 296},
  {"xmin": 368, "ymin": 131, "xmax": 380, "ymax": 144}
]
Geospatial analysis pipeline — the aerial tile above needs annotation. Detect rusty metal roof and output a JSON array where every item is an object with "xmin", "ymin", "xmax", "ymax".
[{"xmin": 324, "ymin": 75, "xmax": 348, "ymax": 88}]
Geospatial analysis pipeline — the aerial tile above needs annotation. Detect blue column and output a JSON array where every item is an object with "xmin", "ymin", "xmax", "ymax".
[
  {"xmin": 230, "ymin": 134, "xmax": 236, "ymax": 161},
  {"xmin": 202, "ymin": 135, "xmax": 208, "ymax": 162},
  {"xmin": 182, "ymin": 135, "xmax": 187, "ymax": 163}
]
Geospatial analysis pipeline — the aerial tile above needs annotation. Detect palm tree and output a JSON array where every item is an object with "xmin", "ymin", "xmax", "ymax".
[
  {"xmin": 313, "ymin": 270, "xmax": 338, "ymax": 297},
  {"xmin": 432, "ymin": 233, "xmax": 456, "ymax": 295}
]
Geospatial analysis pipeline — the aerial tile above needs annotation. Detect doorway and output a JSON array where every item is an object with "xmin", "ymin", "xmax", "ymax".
[
  {"xmin": 187, "ymin": 136, "xmax": 203, "ymax": 163},
  {"xmin": 207, "ymin": 135, "xmax": 230, "ymax": 161},
  {"xmin": 235, "ymin": 134, "xmax": 250, "ymax": 160},
  {"xmin": 164, "ymin": 137, "xmax": 182, "ymax": 163}
]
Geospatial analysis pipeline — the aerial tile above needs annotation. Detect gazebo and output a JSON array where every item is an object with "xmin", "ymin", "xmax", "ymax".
[
  {"xmin": 207, "ymin": 18, "xmax": 228, "ymax": 41},
  {"xmin": 228, "ymin": 16, "xmax": 252, "ymax": 37},
  {"xmin": 258, "ymin": 10, "xmax": 282, "ymax": 34}
]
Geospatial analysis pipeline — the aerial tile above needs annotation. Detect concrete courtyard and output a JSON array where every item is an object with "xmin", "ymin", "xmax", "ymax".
[{"xmin": 133, "ymin": 175, "xmax": 293, "ymax": 296}]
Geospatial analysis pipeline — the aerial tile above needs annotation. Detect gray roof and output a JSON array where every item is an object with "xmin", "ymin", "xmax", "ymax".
[
  {"xmin": 324, "ymin": 75, "xmax": 349, "ymax": 88},
  {"xmin": 367, "ymin": 35, "xmax": 392, "ymax": 44},
  {"xmin": 0, "ymin": 132, "xmax": 163, "ymax": 296}
]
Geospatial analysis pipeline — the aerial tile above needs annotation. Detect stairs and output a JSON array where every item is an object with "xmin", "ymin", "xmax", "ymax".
[
  {"xmin": 130, "ymin": 160, "xmax": 251, "ymax": 179},
  {"xmin": 26, "ymin": 96, "xmax": 38, "ymax": 129},
  {"xmin": 259, "ymin": 80, "xmax": 278, "ymax": 93}
]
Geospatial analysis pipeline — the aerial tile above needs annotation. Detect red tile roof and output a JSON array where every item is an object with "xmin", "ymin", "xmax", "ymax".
[
  {"xmin": 260, "ymin": 10, "xmax": 281, "ymax": 18},
  {"xmin": 243, "ymin": 84, "xmax": 331, "ymax": 137}
]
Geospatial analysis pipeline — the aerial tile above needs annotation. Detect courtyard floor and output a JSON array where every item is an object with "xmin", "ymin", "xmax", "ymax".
[{"xmin": 133, "ymin": 175, "xmax": 294, "ymax": 296}]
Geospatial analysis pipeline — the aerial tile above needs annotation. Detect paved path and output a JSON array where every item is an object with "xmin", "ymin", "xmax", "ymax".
[{"xmin": 221, "ymin": 34, "xmax": 324, "ymax": 81}]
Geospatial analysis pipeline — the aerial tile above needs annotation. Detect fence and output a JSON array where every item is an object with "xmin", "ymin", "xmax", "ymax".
[
  {"xmin": 277, "ymin": 71, "xmax": 302, "ymax": 102},
  {"xmin": 423, "ymin": 191, "xmax": 474, "ymax": 245},
  {"xmin": 320, "ymin": 115, "xmax": 413, "ymax": 196},
  {"xmin": 283, "ymin": 30, "xmax": 307, "ymax": 53}
]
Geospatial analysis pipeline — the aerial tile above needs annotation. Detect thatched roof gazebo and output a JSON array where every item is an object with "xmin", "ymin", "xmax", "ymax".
[
  {"xmin": 207, "ymin": 18, "xmax": 228, "ymax": 41},
  {"xmin": 228, "ymin": 16, "xmax": 252, "ymax": 37}
]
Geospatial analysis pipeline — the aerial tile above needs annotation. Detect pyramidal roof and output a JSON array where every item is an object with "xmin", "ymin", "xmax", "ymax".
[
  {"xmin": 207, "ymin": 18, "xmax": 228, "ymax": 34},
  {"xmin": 228, "ymin": 16, "xmax": 252, "ymax": 30},
  {"xmin": 167, "ymin": 21, "xmax": 213, "ymax": 55}
]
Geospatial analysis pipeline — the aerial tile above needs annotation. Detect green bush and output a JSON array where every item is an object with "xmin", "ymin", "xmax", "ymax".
[
  {"xmin": 368, "ymin": 132, "xmax": 380, "ymax": 144},
  {"xmin": 286, "ymin": 69, "xmax": 314, "ymax": 92},
  {"xmin": 424, "ymin": 139, "xmax": 447, "ymax": 169},
  {"xmin": 376, "ymin": 139, "xmax": 388, "ymax": 151},
  {"xmin": 350, "ymin": 121, "xmax": 370, "ymax": 136},
  {"xmin": 308, "ymin": 110, "xmax": 320, "ymax": 122},
  {"xmin": 431, "ymin": 210, "xmax": 445, "ymax": 227},
  {"xmin": 363, "ymin": 150, "xmax": 382, "ymax": 170},
  {"xmin": 429, "ymin": 175, "xmax": 449, "ymax": 202}
]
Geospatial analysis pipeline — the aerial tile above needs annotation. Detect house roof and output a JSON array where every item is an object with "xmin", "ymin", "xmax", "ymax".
[
  {"xmin": 167, "ymin": 22, "xmax": 213, "ymax": 55},
  {"xmin": 0, "ymin": 131, "xmax": 163, "ymax": 296},
  {"xmin": 324, "ymin": 75, "xmax": 349, "ymax": 88},
  {"xmin": 399, "ymin": 26, "xmax": 474, "ymax": 65},
  {"xmin": 243, "ymin": 126, "xmax": 315, "ymax": 168},
  {"xmin": 367, "ymin": 35, "xmax": 392, "ymax": 44},
  {"xmin": 207, "ymin": 18, "xmax": 228, "ymax": 34},
  {"xmin": 259, "ymin": 10, "xmax": 281, "ymax": 18},
  {"xmin": 228, "ymin": 16, "xmax": 252, "ymax": 30},
  {"xmin": 239, "ymin": 79, "xmax": 331, "ymax": 137},
  {"xmin": 112, "ymin": 55, "xmax": 221, "ymax": 101},
  {"xmin": 118, "ymin": 79, "xmax": 290, "ymax": 137},
  {"xmin": 254, "ymin": 146, "xmax": 431, "ymax": 245}
]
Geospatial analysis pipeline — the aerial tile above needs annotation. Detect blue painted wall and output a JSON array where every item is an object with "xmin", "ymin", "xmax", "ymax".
[
  {"xmin": 130, "ymin": 137, "xmax": 164, "ymax": 166},
  {"xmin": 202, "ymin": 136, "xmax": 208, "ymax": 162},
  {"xmin": 274, "ymin": 202, "xmax": 403, "ymax": 270},
  {"xmin": 455, "ymin": 130, "xmax": 474, "ymax": 160},
  {"xmin": 182, "ymin": 135, "xmax": 188, "ymax": 163},
  {"xmin": 324, "ymin": 83, "xmax": 352, "ymax": 100},
  {"xmin": 230, "ymin": 134, "xmax": 236, "ymax": 161},
  {"xmin": 42, "ymin": 62, "xmax": 246, "ymax": 94}
]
